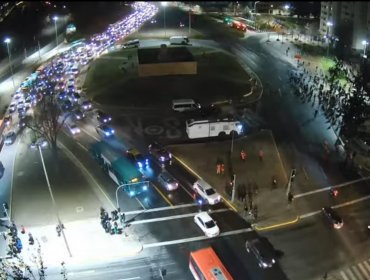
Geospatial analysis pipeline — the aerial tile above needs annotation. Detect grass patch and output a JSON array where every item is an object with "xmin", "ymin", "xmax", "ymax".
[{"xmin": 84, "ymin": 47, "xmax": 251, "ymax": 107}]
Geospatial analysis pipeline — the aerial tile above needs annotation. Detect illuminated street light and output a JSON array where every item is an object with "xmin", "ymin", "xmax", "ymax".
[
  {"xmin": 326, "ymin": 21, "xmax": 333, "ymax": 57},
  {"xmin": 284, "ymin": 4, "xmax": 290, "ymax": 10},
  {"xmin": 4, "ymin": 37, "xmax": 16, "ymax": 91},
  {"xmin": 362, "ymin": 40, "xmax": 369, "ymax": 58},
  {"xmin": 53, "ymin": 16, "xmax": 58, "ymax": 46},
  {"xmin": 161, "ymin": 2, "xmax": 167, "ymax": 37},
  {"xmin": 253, "ymin": 1, "xmax": 260, "ymax": 29}
]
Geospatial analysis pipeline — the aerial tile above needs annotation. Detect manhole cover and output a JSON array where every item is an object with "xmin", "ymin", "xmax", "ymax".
[{"xmin": 76, "ymin": 206, "xmax": 84, "ymax": 213}]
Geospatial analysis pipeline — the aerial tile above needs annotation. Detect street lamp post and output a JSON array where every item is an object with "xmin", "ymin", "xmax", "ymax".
[
  {"xmin": 326, "ymin": 21, "xmax": 333, "ymax": 57},
  {"xmin": 253, "ymin": 1, "xmax": 260, "ymax": 30},
  {"xmin": 53, "ymin": 16, "xmax": 58, "ymax": 46},
  {"xmin": 38, "ymin": 145, "xmax": 72, "ymax": 257},
  {"xmin": 161, "ymin": 2, "xmax": 167, "ymax": 38},
  {"xmin": 188, "ymin": 9, "xmax": 191, "ymax": 36},
  {"xmin": 4, "ymin": 38, "xmax": 16, "ymax": 91},
  {"xmin": 362, "ymin": 40, "xmax": 369, "ymax": 58}
]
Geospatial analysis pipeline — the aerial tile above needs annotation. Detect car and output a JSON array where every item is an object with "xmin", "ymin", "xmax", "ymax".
[
  {"xmin": 8, "ymin": 102, "xmax": 17, "ymax": 113},
  {"xmin": 81, "ymin": 100, "xmax": 92, "ymax": 110},
  {"xmin": 193, "ymin": 179, "xmax": 221, "ymax": 205},
  {"xmin": 157, "ymin": 171, "xmax": 179, "ymax": 191},
  {"xmin": 96, "ymin": 110, "xmax": 112, "ymax": 123},
  {"xmin": 322, "ymin": 207, "xmax": 343, "ymax": 229},
  {"xmin": 62, "ymin": 100, "xmax": 73, "ymax": 112},
  {"xmin": 96, "ymin": 124, "xmax": 115, "ymax": 137},
  {"xmin": 4, "ymin": 131, "xmax": 16, "ymax": 145},
  {"xmin": 0, "ymin": 161, "xmax": 4, "ymax": 179},
  {"xmin": 66, "ymin": 122, "xmax": 80, "ymax": 135},
  {"xmin": 148, "ymin": 142, "xmax": 172, "ymax": 164},
  {"xmin": 18, "ymin": 118, "xmax": 26, "ymax": 128},
  {"xmin": 30, "ymin": 138, "xmax": 48, "ymax": 149},
  {"xmin": 194, "ymin": 212, "xmax": 220, "ymax": 237},
  {"xmin": 245, "ymin": 238, "xmax": 276, "ymax": 269},
  {"xmin": 4, "ymin": 115, "xmax": 12, "ymax": 126},
  {"xmin": 72, "ymin": 109, "xmax": 85, "ymax": 120},
  {"xmin": 126, "ymin": 148, "xmax": 149, "ymax": 169}
]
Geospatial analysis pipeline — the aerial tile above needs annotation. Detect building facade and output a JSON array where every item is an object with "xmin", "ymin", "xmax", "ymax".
[{"xmin": 320, "ymin": 2, "xmax": 370, "ymax": 51}]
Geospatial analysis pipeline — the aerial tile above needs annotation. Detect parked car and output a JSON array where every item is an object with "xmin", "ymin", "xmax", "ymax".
[
  {"xmin": 194, "ymin": 212, "xmax": 220, "ymax": 237},
  {"xmin": 157, "ymin": 171, "xmax": 179, "ymax": 191}
]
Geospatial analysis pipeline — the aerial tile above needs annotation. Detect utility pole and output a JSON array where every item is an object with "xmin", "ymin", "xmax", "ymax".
[
  {"xmin": 188, "ymin": 9, "xmax": 191, "ymax": 35},
  {"xmin": 231, "ymin": 174, "xmax": 236, "ymax": 202}
]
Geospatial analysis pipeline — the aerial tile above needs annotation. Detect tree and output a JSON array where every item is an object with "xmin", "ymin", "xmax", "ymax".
[
  {"xmin": 340, "ymin": 75, "xmax": 368, "ymax": 137},
  {"xmin": 27, "ymin": 94, "xmax": 67, "ymax": 151}
]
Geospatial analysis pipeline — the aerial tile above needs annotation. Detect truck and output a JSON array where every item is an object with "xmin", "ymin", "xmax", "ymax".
[
  {"xmin": 186, "ymin": 118, "xmax": 244, "ymax": 139},
  {"xmin": 169, "ymin": 36, "xmax": 190, "ymax": 45},
  {"xmin": 90, "ymin": 141, "xmax": 147, "ymax": 196}
]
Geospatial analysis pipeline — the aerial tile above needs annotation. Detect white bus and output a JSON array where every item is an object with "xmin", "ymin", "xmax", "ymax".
[{"xmin": 186, "ymin": 118, "xmax": 243, "ymax": 139}]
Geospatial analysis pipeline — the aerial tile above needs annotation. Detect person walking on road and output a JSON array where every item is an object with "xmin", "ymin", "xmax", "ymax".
[
  {"xmin": 258, "ymin": 149, "xmax": 264, "ymax": 161},
  {"xmin": 240, "ymin": 149, "xmax": 246, "ymax": 161}
]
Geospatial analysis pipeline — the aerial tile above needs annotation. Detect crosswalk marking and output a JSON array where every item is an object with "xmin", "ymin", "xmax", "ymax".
[
  {"xmin": 358, "ymin": 263, "xmax": 370, "ymax": 278},
  {"xmin": 338, "ymin": 259, "xmax": 370, "ymax": 280},
  {"xmin": 340, "ymin": 271, "xmax": 350, "ymax": 280},
  {"xmin": 352, "ymin": 266, "xmax": 363, "ymax": 279},
  {"xmin": 363, "ymin": 260, "xmax": 370, "ymax": 273}
]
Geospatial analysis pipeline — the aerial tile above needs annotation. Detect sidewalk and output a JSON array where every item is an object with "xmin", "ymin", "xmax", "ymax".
[
  {"xmin": 16, "ymin": 218, "xmax": 142, "ymax": 267},
  {"xmin": 169, "ymin": 130, "xmax": 298, "ymax": 230}
]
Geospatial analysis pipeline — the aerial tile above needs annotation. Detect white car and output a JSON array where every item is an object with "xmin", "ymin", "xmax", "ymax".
[
  {"xmin": 194, "ymin": 212, "xmax": 220, "ymax": 237},
  {"xmin": 66, "ymin": 123, "xmax": 80, "ymax": 135},
  {"xmin": 193, "ymin": 179, "xmax": 222, "ymax": 205}
]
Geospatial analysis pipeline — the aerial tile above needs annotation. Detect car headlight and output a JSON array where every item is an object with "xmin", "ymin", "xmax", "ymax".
[
  {"xmin": 111, "ymin": 129, "xmax": 115, "ymax": 134},
  {"xmin": 138, "ymin": 162, "xmax": 143, "ymax": 168},
  {"xmin": 167, "ymin": 183, "xmax": 173, "ymax": 190},
  {"xmin": 169, "ymin": 153, "xmax": 172, "ymax": 158},
  {"xmin": 105, "ymin": 131, "xmax": 110, "ymax": 136},
  {"xmin": 160, "ymin": 156, "xmax": 165, "ymax": 161},
  {"xmin": 142, "ymin": 185, "xmax": 148, "ymax": 191},
  {"xmin": 272, "ymin": 259, "xmax": 275, "ymax": 264},
  {"xmin": 262, "ymin": 262, "xmax": 268, "ymax": 268}
]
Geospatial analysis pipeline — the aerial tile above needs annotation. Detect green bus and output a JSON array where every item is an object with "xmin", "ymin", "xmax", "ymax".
[{"xmin": 90, "ymin": 141, "xmax": 147, "ymax": 196}]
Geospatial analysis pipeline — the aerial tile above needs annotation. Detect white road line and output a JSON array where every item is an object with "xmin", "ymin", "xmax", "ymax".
[
  {"xmin": 9, "ymin": 138, "xmax": 21, "ymax": 219},
  {"xmin": 299, "ymin": 194, "xmax": 370, "ymax": 220},
  {"xmin": 125, "ymin": 203, "xmax": 197, "ymax": 215},
  {"xmin": 76, "ymin": 141, "xmax": 88, "ymax": 151},
  {"xmin": 80, "ymin": 127, "xmax": 100, "ymax": 142},
  {"xmin": 319, "ymin": 165, "xmax": 327, "ymax": 180},
  {"xmin": 116, "ymin": 277, "xmax": 141, "ymax": 280},
  {"xmin": 143, "ymin": 228, "xmax": 254, "ymax": 249},
  {"xmin": 359, "ymin": 263, "xmax": 370, "ymax": 279},
  {"xmin": 340, "ymin": 271, "xmax": 350, "ymax": 280},
  {"xmin": 294, "ymin": 176, "xmax": 370, "ymax": 198},
  {"xmin": 58, "ymin": 141, "xmax": 116, "ymax": 209},
  {"xmin": 346, "ymin": 268, "xmax": 357, "ymax": 280},
  {"xmin": 130, "ymin": 208, "xmax": 230, "ymax": 225},
  {"xmin": 352, "ymin": 266, "xmax": 363, "ymax": 280},
  {"xmin": 135, "ymin": 197, "xmax": 147, "ymax": 210}
]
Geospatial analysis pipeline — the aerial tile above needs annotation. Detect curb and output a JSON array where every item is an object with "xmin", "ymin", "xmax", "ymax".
[{"xmin": 254, "ymin": 215, "xmax": 300, "ymax": 231}]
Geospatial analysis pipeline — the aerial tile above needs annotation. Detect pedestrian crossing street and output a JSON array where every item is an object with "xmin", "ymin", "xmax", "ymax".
[{"xmin": 338, "ymin": 258, "xmax": 370, "ymax": 280}]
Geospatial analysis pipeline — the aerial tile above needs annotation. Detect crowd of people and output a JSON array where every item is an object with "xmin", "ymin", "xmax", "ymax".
[{"xmin": 288, "ymin": 57, "xmax": 362, "ymax": 136}]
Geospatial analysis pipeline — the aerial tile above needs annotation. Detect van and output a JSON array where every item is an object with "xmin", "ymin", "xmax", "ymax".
[
  {"xmin": 123, "ymin": 39, "xmax": 140, "ymax": 48},
  {"xmin": 172, "ymin": 99, "xmax": 201, "ymax": 112},
  {"xmin": 169, "ymin": 36, "xmax": 190, "ymax": 45}
]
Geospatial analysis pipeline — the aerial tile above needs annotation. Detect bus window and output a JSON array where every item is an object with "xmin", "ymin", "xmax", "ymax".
[{"xmin": 189, "ymin": 247, "xmax": 233, "ymax": 280}]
